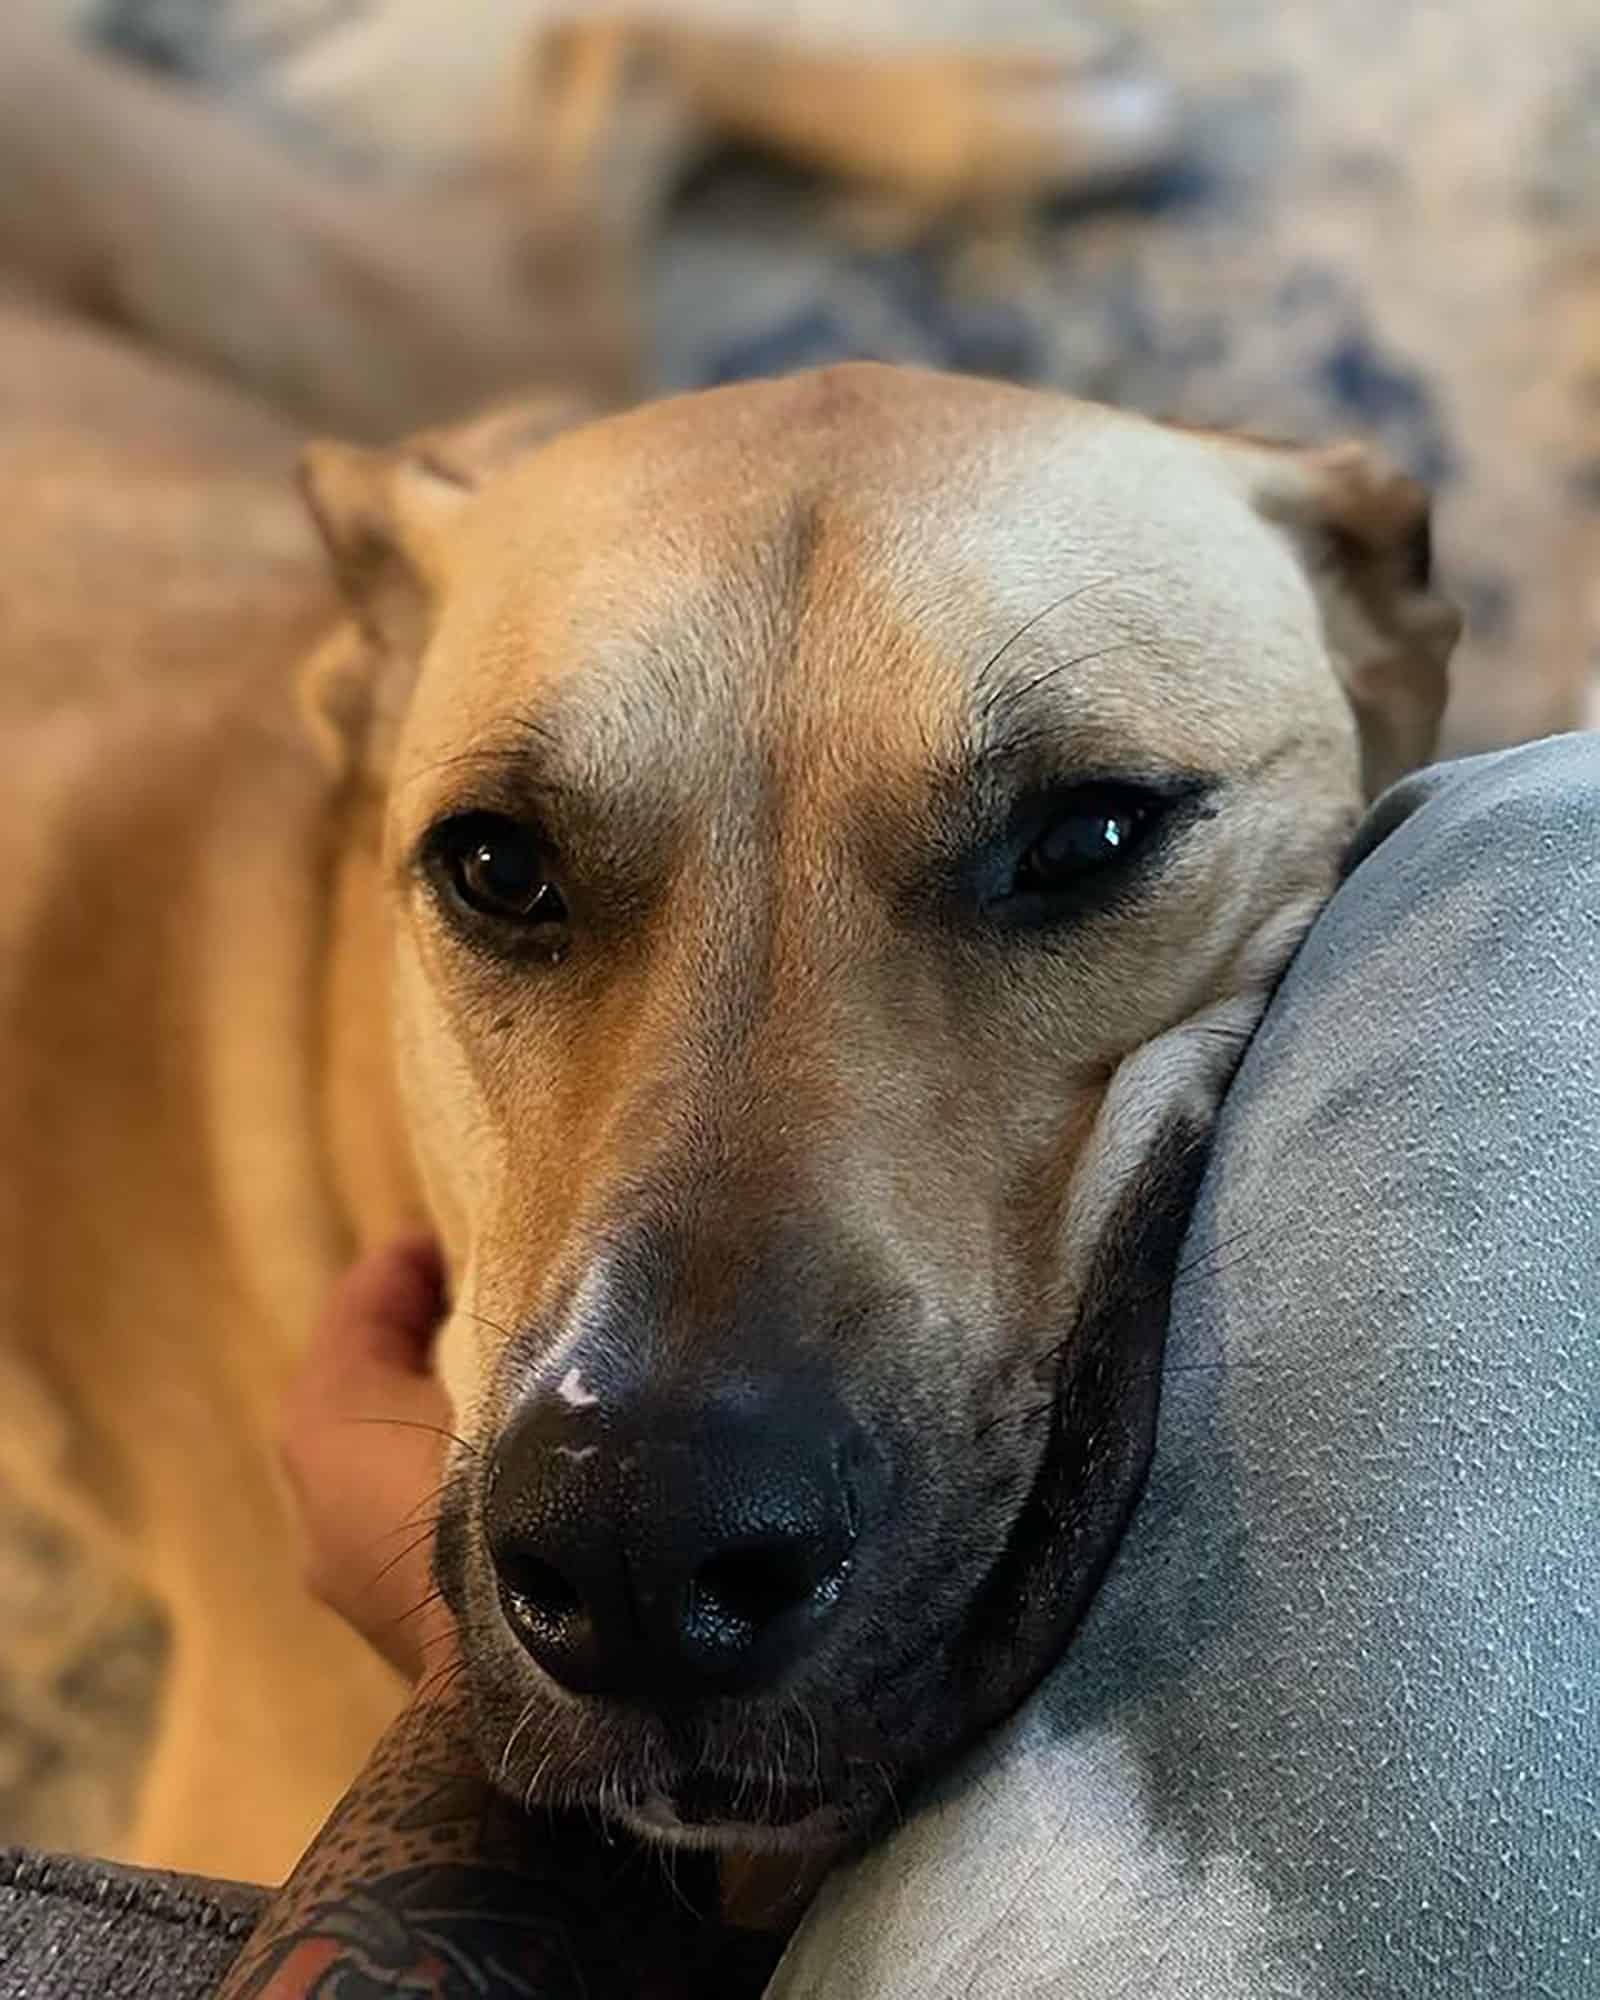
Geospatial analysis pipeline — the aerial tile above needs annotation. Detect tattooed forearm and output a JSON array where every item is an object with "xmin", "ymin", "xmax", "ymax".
[{"xmin": 216, "ymin": 1679, "xmax": 781, "ymax": 1999}]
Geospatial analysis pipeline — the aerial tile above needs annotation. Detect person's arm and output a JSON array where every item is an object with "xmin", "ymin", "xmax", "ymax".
[{"xmin": 217, "ymin": 1663, "xmax": 779, "ymax": 1998}]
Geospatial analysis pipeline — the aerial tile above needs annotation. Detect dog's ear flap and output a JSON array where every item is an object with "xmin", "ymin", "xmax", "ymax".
[
  {"xmin": 1236, "ymin": 438, "xmax": 1461, "ymax": 798},
  {"xmin": 297, "ymin": 393, "xmax": 603, "ymax": 782},
  {"xmin": 301, "ymin": 439, "xmax": 464, "ymax": 648}
]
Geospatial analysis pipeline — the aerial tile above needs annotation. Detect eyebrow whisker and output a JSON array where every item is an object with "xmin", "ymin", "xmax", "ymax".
[
  {"xmin": 971, "ymin": 575, "xmax": 1126, "ymax": 712},
  {"xmin": 396, "ymin": 739, "xmax": 580, "ymax": 804},
  {"xmin": 983, "ymin": 635, "xmax": 1163, "ymax": 734},
  {"xmin": 971, "ymin": 555, "xmax": 1176, "ymax": 711},
  {"xmin": 396, "ymin": 744, "xmax": 530, "ymax": 791}
]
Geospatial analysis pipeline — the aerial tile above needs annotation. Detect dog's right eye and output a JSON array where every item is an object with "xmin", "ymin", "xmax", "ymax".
[{"xmin": 426, "ymin": 814, "xmax": 567, "ymax": 927}]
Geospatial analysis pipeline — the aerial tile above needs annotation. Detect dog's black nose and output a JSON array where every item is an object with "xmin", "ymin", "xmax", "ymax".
[{"xmin": 484, "ymin": 1376, "xmax": 872, "ymax": 1701}]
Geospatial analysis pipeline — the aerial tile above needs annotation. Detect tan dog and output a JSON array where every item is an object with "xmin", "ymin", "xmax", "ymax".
[
  {"xmin": 3, "ymin": 277, "xmax": 1457, "ymax": 1877},
  {"xmin": 300, "ymin": 365, "xmax": 1457, "ymax": 1856}
]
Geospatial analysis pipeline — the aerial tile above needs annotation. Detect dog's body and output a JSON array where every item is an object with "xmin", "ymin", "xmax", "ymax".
[
  {"xmin": 0, "ymin": 300, "xmax": 423, "ymax": 1874},
  {"xmin": 1, "ymin": 268, "xmax": 1457, "ymax": 1878}
]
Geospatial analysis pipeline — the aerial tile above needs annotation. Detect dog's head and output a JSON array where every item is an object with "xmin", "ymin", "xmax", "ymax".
[{"xmin": 301, "ymin": 366, "xmax": 1457, "ymax": 1851}]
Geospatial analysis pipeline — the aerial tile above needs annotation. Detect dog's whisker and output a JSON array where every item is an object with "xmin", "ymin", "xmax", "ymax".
[
  {"xmin": 970, "ymin": 572, "xmax": 1132, "ymax": 708},
  {"xmin": 497, "ymin": 1694, "xmax": 543, "ymax": 1783},
  {"xmin": 411, "ymin": 1627, "xmax": 461, "ymax": 1667},
  {"xmin": 406, "ymin": 1659, "xmax": 469, "ymax": 1725},
  {"xmin": 1166, "ymin": 1243, "xmax": 1266, "ymax": 1300},
  {"xmin": 362, "ymin": 1476, "xmax": 452, "ymax": 1538},
  {"xmin": 981, "ymin": 635, "xmax": 1162, "ymax": 732},
  {"xmin": 1003, "ymin": 1343, "xmax": 1287, "ymax": 1436},
  {"xmin": 349, "ymin": 1414, "xmax": 483, "ymax": 1458},
  {"xmin": 411, "ymin": 1653, "xmax": 459, "ymax": 1696},
  {"xmin": 408, "ymin": 1674, "xmax": 467, "ymax": 1727},
  {"xmin": 1021, "ymin": 1221, "xmax": 1268, "ymax": 1388},
  {"xmin": 772, "ymin": 1709, "xmax": 791, "ymax": 1822},
  {"xmin": 522, "ymin": 1743, "xmax": 559, "ymax": 1814},
  {"xmin": 382, "ymin": 1584, "xmax": 450, "ymax": 1636},
  {"xmin": 359, "ymin": 1502, "xmax": 445, "ymax": 1552},
  {"xmin": 791, "ymin": 1694, "xmax": 823, "ymax": 1792},
  {"xmin": 872, "ymin": 1759, "xmax": 905, "ymax": 1833},
  {"xmin": 457, "ymin": 1306, "xmax": 523, "ymax": 1348},
  {"xmin": 1169, "ymin": 1218, "xmax": 1268, "ymax": 1281},
  {"xmin": 392, "ymin": 1496, "xmax": 454, "ymax": 1536},
  {"xmin": 654, "ymin": 1839, "xmax": 698, "ymax": 1920},
  {"xmin": 361, "ymin": 1526, "xmax": 442, "ymax": 1593}
]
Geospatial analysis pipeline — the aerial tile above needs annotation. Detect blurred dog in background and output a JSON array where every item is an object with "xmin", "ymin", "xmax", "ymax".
[
  {"xmin": 1, "ymin": 3, "xmax": 1181, "ymax": 439},
  {"xmin": 0, "ymin": 0, "xmax": 1184, "ymax": 1881}
]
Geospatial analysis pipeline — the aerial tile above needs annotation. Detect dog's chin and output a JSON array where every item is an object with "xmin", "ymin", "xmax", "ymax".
[
  {"xmin": 621, "ymin": 1791, "xmax": 849, "ymax": 1855},
  {"xmin": 461, "ymin": 1639, "xmax": 940, "ymax": 1859},
  {"xmin": 466, "ymin": 1665, "xmax": 902, "ymax": 1854}
]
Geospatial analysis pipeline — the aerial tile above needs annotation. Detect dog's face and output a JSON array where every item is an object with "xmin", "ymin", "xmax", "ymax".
[{"xmin": 303, "ymin": 366, "xmax": 1456, "ymax": 1851}]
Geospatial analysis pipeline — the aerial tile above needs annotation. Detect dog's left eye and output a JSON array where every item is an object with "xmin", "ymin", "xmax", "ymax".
[{"xmin": 1009, "ymin": 785, "xmax": 1166, "ymax": 899}]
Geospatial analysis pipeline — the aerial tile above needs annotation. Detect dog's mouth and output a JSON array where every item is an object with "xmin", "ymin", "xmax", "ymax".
[
  {"xmin": 663, "ymin": 1768, "xmax": 829, "ymax": 1826},
  {"xmin": 621, "ymin": 1770, "xmax": 844, "ymax": 1850}
]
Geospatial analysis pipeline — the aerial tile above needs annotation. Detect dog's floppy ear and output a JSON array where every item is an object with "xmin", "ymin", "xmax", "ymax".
[
  {"xmin": 1232, "ymin": 437, "xmax": 1461, "ymax": 798},
  {"xmin": 298, "ymin": 392, "xmax": 602, "ymax": 782}
]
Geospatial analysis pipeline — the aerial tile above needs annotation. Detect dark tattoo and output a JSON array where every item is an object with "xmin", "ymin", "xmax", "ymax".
[{"xmin": 217, "ymin": 1685, "xmax": 783, "ymax": 1999}]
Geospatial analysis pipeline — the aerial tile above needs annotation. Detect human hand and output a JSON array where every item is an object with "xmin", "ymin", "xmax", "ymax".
[{"xmin": 279, "ymin": 1237, "xmax": 459, "ymax": 1681}]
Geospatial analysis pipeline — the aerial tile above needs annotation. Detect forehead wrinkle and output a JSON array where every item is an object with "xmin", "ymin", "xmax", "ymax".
[
  {"xmin": 457, "ymin": 477, "xmax": 822, "ymax": 748},
  {"xmin": 770, "ymin": 507, "xmax": 973, "ymax": 794},
  {"xmin": 401, "ymin": 611, "xmax": 730, "ymax": 862}
]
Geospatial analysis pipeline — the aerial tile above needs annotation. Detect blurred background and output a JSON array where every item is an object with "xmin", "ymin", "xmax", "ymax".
[
  {"xmin": 5, "ymin": 0, "xmax": 1599, "ymax": 1858},
  {"xmin": 31, "ymin": 0, "xmax": 1600, "ymax": 753}
]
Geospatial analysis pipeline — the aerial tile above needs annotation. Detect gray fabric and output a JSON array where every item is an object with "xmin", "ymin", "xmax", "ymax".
[
  {"xmin": 0, "ymin": 1848, "xmax": 261, "ymax": 1997},
  {"xmin": 771, "ymin": 732, "xmax": 1600, "ymax": 1998}
]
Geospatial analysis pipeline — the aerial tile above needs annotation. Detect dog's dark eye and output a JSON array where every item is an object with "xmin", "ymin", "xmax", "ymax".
[
  {"xmin": 431, "ymin": 814, "xmax": 566, "ymax": 925},
  {"xmin": 1011, "ymin": 785, "xmax": 1166, "ymax": 898}
]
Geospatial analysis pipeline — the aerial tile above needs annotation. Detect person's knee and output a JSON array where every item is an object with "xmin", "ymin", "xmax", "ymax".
[
  {"xmin": 1263, "ymin": 730, "xmax": 1600, "ymax": 1095},
  {"xmin": 1349, "ymin": 730, "xmax": 1600, "ymax": 891}
]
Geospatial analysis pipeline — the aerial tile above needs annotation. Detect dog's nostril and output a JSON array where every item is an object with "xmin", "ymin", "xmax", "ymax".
[
  {"xmin": 498, "ymin": 1550, "xmax": 582, "ymax": 1624},
  {"xmin": 693, "ymin": 1539, "xmax": 841, "ymax": 1635}
]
